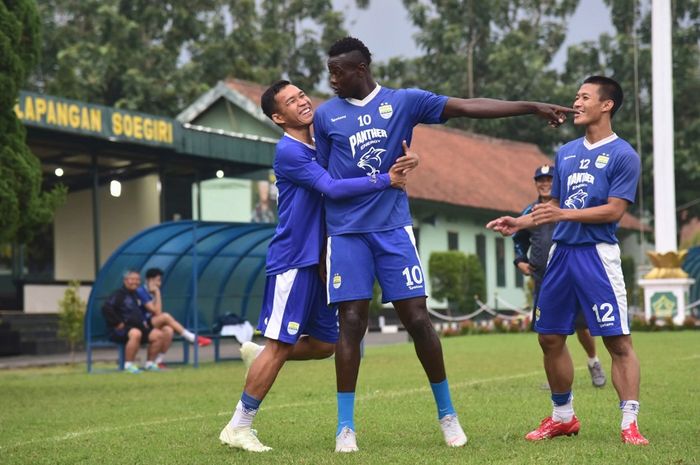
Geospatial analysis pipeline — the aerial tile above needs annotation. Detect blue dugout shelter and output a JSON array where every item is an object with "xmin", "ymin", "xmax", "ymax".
[{"xmin": 85, "ymin": 221, "xmax": 275, "ymax": 371}]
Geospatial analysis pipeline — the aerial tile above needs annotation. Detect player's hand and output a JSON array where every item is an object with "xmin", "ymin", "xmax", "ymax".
[
  {"xmin": 393, "ymin": 140, "xmax": 420, "ymax": 174},
  {"xmin": 532, "ymin": 202, "xmax": 564, "ymax": 225},
  {"xmin": 486, "ymin": 216, "xmax": 519, "ymax": 236},
  {"xmin": 516, "ymin": 262, "xmax": 533, "ymax": 276},
  {"xmin": 531, "ymin": 103, "xmax": 579, "ymax": 128}
]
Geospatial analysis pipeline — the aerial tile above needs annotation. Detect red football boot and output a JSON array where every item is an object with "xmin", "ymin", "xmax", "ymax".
[
  {"xmin": 621, "ymin": 422, "xmax": 649, "ymax": 445},
  {"xmin": 197, "ymin": 335, "xmax": 213, "ymax": 347},
  {"xmin": 525, "ymin": 416, "xmax": 580, "ymax": 441}
]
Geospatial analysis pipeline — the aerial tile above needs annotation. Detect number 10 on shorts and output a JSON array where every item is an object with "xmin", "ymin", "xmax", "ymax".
[{"xmin": 402, "ymin": 266, "xmax": 424, "ymax": 289}]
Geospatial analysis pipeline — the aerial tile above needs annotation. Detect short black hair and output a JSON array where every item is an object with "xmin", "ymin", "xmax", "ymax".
[
  {"xmin": 261, "ymin": 80, "xmax": 291, "ymax": 120},
  {"xmin": 328, "ymin": 37, "xmax": 372, "ymax": 65},
  {"xmin": 145, "ymin": 268, "xmax": 163, "ymax": 279},
  {"xmin": 583, "ymin": 75, "xmax": 623, "ymax": 118},
  {"xmin": 122, "ymin": 269, "xmax": 139, "ymax": 279}
]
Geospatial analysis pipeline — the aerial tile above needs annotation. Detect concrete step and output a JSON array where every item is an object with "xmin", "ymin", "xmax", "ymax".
[
  {"xmin": 0, "ymin": 330, "xmax": 22, "ymax": 356},
  {"xmin": 20, "ymin": 338, "xmax": 72, "ymax": 356}
]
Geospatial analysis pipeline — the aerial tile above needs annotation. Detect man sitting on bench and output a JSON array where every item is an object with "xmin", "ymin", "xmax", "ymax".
[
  {"xmin": 137, "ymin": 267, "xmax": 212, "ymax": 368},
  {"xmin": 102, "ymin": 270, "xmax": 170, "ymax": 373}
]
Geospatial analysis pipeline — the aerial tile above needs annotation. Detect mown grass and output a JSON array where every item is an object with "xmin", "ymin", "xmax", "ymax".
[{"xmin": 0, "ymin": 331, "xmax": 698, "ymax": 464}]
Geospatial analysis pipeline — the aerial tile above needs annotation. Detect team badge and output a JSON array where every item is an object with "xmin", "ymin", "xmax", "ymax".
[
  {"xmin": 378, "ymin": 102, "xmax": 393, "ymax": 120},
  {"xmin": 333, "ymin": 273, "xmax": 342, "ymax": 289},
  {"xmin": 287, "ymin": 321, "xmax": 299, "ymax": 336},
  {"xmin": 535, "ymin": 307, "xmax": 541, "ymax": 321},
  {"xmin": 595, "ymin": 153, "xmax": 610, "ymax": 169}
]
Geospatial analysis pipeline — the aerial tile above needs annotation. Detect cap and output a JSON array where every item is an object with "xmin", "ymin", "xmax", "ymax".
[{"xmin": 534, "ymin": 165, "xmax": 554, "ymax": 179}]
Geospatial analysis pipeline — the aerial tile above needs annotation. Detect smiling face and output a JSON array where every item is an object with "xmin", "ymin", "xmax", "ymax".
[
  {"xmin": 573, "ymin": 82, "xmax": 614, "ymax": 126},
  {"xmin": 327, "ymin": 51, "xmax": 366, "ymax": 99},
  {"xmin": 271, "ymin": 84, "xmax": 313, "ymax": 129},
  {"xmin": 535, "ymin": 175, "xmax": 553, "ymax": 198},
  {"xmin": 123, "ymin": 272, "xmax": 140, "ymax": 291}
]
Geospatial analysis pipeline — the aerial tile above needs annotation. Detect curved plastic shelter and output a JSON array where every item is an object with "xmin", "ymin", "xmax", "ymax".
[
  {"xmin": 684, "ymin": 245, "xmax": 700, "ymax": 314},
  {"xmin": 85, "ymin": 221, "xmax": 275, "ymax": 371}
]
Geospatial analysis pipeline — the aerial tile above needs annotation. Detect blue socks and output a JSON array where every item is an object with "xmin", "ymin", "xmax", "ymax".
[
  {"xmin": 430, "ymin": 379, "xmax": 457, "ymax": 419},
  {"xmin": 337, "ymin": 392, "xmax": 356, "ymax": 435},
  {"xmin": 551, "ymin": 391, "xmax": 572, "ymax": 406},
  {"xmin": 241, "ymin": 391, "xmax": 262, "ymax": 411}
]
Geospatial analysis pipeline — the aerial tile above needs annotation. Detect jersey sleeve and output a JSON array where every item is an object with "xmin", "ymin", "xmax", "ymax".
[
  {"xmin": 278, "ymin": 143, "xmax": 391, "ymax": 200},
  {"xmin": 608, "ymin": 150, "xmax": 640, "ymax": 204},
  {"xmin": 405, "ymin": 88, "xmax": 449, "ymax": 124},
  {"xmin": 135, "ymin": 286, "xmax": 152, "ymax": 306},
  {"xmin": 312, "ymin": 110, "xmax": 330, "ymax": 168}
]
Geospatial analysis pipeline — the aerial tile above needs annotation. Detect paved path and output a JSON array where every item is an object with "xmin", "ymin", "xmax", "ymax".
[{"xmin": 0, "ymin": 331, "xmax": 410, "ymax": 370}]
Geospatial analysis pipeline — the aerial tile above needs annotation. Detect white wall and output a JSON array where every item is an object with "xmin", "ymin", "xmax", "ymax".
[
  {"xmin": 194, "ymin": 178, "xmax": 253, "ymax": 222},
  {"xmin": 24, "ymin": 284, "xmax": 91, "ymax": 314},
  {"xmin": 54, "ymin": 175, "xmax": 160, "ymax": 281}
]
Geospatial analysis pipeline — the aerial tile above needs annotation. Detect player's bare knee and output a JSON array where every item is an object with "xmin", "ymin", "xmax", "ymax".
[
  {"xmin": 538, "ymin": 333, "xmax": 566, "ymax": 352},
  {"xmin": 603, "ymin": 335, "xmax": 633, "ymax": 359},
  {"xmin": 266, "ymin": 339, "xmax": 294, "ymax": 359},
  {"xmin": 315, "ymin": 341, "xmax": 335, "ymax": 358},
  {"xmin": 341, "ymin": 310, "xmax": 368, "ymax": 337}
]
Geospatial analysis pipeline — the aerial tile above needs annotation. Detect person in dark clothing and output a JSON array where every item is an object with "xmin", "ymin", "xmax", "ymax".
[
  {"xmin": 102, "ymin": 269, "xmax": 168, "ymax": 373},
  {"xmin": 513, "ymin": 165, "xmax": 606, "ymax": 388}
]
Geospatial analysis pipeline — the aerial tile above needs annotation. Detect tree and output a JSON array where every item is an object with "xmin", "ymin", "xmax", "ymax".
[
  {"xmin": 57, "ymin": 280, "xmax": 86, "ymax": 363},
  {"xmin": 376, "ymin": 0, "xmax": 580, "ymax": 152},
  {"xmin": 429, "ymin": 251, "xmax": 486, "ymax": 313},
  {"xmin": 0, "ymin": 0, "xmax": 65, "ymax": 245},
  {"xmin": 561, "ymin": 0, "xmax": 700, "ymax": 223}
]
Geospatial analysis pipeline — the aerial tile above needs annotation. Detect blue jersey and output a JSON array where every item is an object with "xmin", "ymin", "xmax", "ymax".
[
  {"xmin": 551, "ymin": 134, "xmax": 640, "ymax": 245},
  {"xmin": 313, "ymin": 85, "xmax": 448, "ymax": 235},
  {"xmin": 266, "ymin": 133, "xmax": 393, "ymax": 275}
]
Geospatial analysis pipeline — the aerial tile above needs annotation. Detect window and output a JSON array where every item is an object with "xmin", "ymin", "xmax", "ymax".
[
  {"xmin": 496, "ymin": 237, "xmax": 506, "ymax": 287},
  {"xmin": 447, "ymin": 231, "xmax": 458, "ymax": 251},
  {"xmin": 475, "ymin": 234, "xmax": 487, "ymax": 274},
  {"xmin": 515, "ymin": 261, "xmax": 524, "ymax": 287},
  {"xmin": 412, "ymin": 227, "xmax": 420, "ymax": 253}
]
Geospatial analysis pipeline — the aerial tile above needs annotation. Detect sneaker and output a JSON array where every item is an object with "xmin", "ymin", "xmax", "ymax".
[
  {"xmin": 219, "ymin": 424, "xmax": 271, "ymax": 452},
  {"xmin": 525, "ymin": 416, "xmax": 580, "ymax": 441},
  {"xmin": 144, "ymin": 362, "xmax": 161, "ymax": 372},
  {"xmin": 241, "ymin": 342, "xmax": 264, "ymax": 375},
  {"xmin": 439, "ymin": 414, "xmax": 468, "ymax": 447},
  {"xmin": 588, "ymin": 361, "xmax": 607, "ymax": 388},
  {"xmin": 197, "ymin": 336, "xmax": 212, "ymax": 347},
  {"xmin": 621, "ymin": 422, "xmax": 649, "ymax": 445},
  {"xmin": 124, "ymin": 364, "xmax": 141, "ymax": 374},
  {"xmin": 157, "ymin": 362, "xmax": 168, "ymax": 370},
  {"xmin": 335, "ymin": 426, "xmax": 359, "ymax": 453}
]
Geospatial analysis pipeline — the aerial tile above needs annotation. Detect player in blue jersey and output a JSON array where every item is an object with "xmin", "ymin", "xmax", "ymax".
[
  {"xmin": 487, "ymin": 76, "xmax": 648, "ymax": 445},
  {"xmin": 219, "ymin": 80, "xmax": 419, "ymax": 452},
  {"xmin": 312, "ymin": 36, "xmax": 577, "ymax": 452}
]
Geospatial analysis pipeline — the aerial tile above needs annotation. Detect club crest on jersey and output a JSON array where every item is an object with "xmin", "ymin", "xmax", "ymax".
[
  {"xmin": 287, "ymin": 321, "xmax": 300, "ymax": 336},
  {"xmin": 595, "ymin": 153, "xmax": 610, "ymax": 169},
  {"xmin": 564, "ymin": 188, "xmax": 588, "ymax": 209},
  {"xmin": 378, "ymin": 102, "xmax": 393, "ymax": 120},
  {"xmin": 357, "ymin": 146, "xmax": 385, "ymax": 177},
  {"xmin": 333, "ymin": 273, "xmax": 342, "ymax": 289}
]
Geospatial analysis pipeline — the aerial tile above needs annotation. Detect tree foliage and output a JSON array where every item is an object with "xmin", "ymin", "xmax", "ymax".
[
  {"xmin": 31, "ymin": 0, "xmax": 361, "ymax": 115},
  {"xmin": 0, "ymin": 0, "xmax": 65, "ymax": 245},
  {"xmin": 429, "ymin": 251, "xmax": 486, "ymax": 313},
  {"xmin": 57, "ymin": 280, "xmax": 86, "ymax": 362}
]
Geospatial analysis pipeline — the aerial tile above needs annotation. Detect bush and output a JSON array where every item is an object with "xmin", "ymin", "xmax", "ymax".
[
  {"xmin": 429, "ymin": 251, "xmax": 486, "ymax": 314},
  {"xmin": 58, "ymin": 280, "xmax": 86, "ymax": 363}
]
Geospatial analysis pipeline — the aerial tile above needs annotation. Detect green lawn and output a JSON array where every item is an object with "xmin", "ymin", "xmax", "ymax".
[{"xmin": 0, "ymin": 332, "xmax": 698, "ymax": 465}]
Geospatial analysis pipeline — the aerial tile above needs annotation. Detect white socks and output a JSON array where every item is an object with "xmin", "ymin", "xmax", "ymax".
[
  {"xmin": 182, "ymin": 329, "xmax": 196, "ymax": 343},
  {"xmin": 155, "ymin": 353, "xmax": 165, "ymax": 364},
  {"xmin": 230, "ymin": 400, "xmax": 257, "ymax": 429},
  {"xmin": 552, "ymin": 396, "xmax": 574, "ymax": 423},
  {"xmin": 620, "ymin": 400, "xmax": 640, "ymax": 429},
  {"xmin": 587, "ymin": 356, "xmax": 600, "ymax": 368}
]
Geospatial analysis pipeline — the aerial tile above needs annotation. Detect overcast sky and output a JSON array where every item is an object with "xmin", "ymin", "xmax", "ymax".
[{"xmin": 331, "ymin": 0, "xmax": 614, "ymax": 69}]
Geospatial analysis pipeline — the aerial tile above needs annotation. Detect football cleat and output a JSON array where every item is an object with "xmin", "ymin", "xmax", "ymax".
[
  {"xmin": 588, "ymin": 361, "xmax": 607, "ymax": 388},
  {"xmin": 621, "ymin": 422, "xmax": 649, "ymax": 445},
  {"xmin": 525, "ymin": 416, "xmax": 580, "ymax": 441},
  {"xmin": 439, "ymin": 414, "xmax": 468, "ymax": 447},
  {"xmin": 124, "ymin": 364, "xmax": 141, "ymax": 374},
  {"xmin": 240, "ymin": 341, "xmax": 264, "ymax": 376},
  {"xmin": 197, "ymin": 335, "xmax": 213, "ymax": 347},
  {"xmin": 335, "ymin": 426, "xmax": 359, "ymax": 453},
  {"xmin": 219, "ymin": 424, "xmax": 272, "ymax": 452}
]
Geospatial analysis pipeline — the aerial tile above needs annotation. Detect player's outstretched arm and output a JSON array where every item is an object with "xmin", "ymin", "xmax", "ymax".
[
  {"xmin": 533, "ymin": 197, "xmax": 629, "ymax": 225},
  {"xmin": 441, "ymin": 98, "xmax": 577, "ymax": 127}
]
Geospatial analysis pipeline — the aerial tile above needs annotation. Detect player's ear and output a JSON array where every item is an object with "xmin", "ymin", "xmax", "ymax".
[
  {"xmin": 271, "ymin": 112, "xmax": 285, "ymax": 126},
  {"xmin": 601, "ymin": 99, "xmax": 614, "ymax": 114}
]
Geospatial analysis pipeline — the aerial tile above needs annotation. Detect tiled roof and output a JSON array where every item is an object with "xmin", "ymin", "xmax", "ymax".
[{"xmin": 224, "ymin": 79, "xmax": 644, "ymax": 231}]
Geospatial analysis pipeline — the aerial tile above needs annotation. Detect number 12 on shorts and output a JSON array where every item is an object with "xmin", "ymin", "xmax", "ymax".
[{"xmin": 592, "ymin": 303, "xmax": 615, "ymax": 323}]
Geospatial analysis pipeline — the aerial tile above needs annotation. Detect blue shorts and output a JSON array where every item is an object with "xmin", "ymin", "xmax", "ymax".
[
  {"xmin": 535, "ymin": 243, "xmax": 630, "ymax": 337},
  {"xmin": 258, "ymin": 266, "xmax": 338, "ymax": 344},
  {"xmin": 326, "ymin": 226, "xmax": 426, "ymax": 304}
]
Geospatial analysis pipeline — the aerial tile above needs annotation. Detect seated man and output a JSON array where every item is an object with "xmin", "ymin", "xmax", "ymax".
[
  {"xmin": 137, "ymin": 267, "xmax": 212, "ymax": 368},
  {"xmin": 102, "ymin": 269, "xmax": 169, "ymax": 373}
]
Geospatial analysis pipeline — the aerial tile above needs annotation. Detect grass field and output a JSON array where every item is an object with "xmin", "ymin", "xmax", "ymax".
[{"xmin": 1, "ymin": 331, "xmax": 698, "ymax": 465}]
